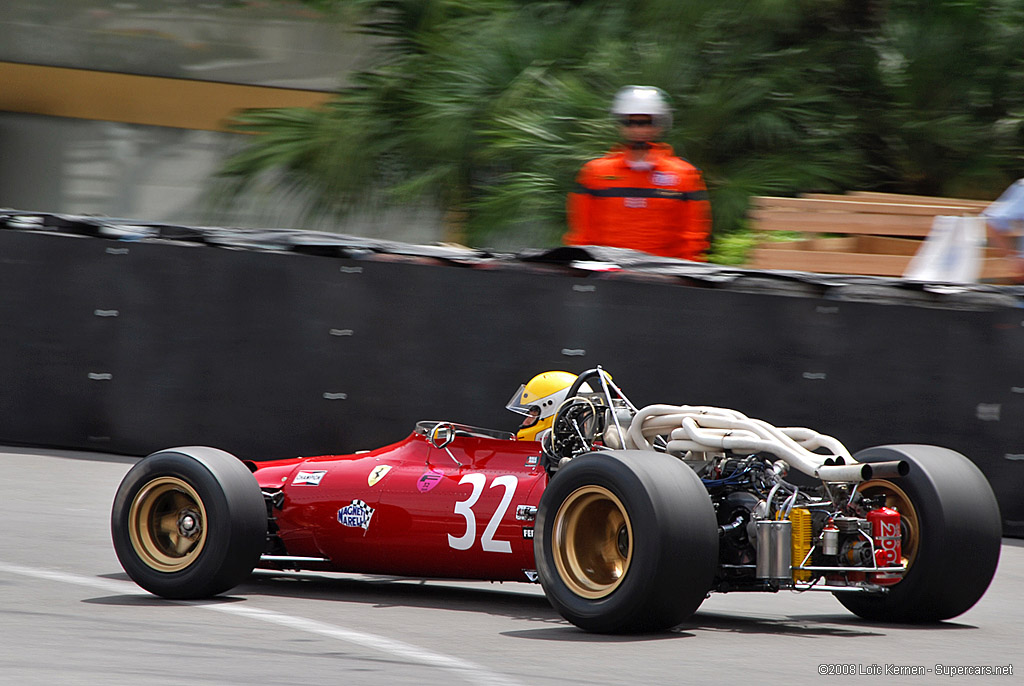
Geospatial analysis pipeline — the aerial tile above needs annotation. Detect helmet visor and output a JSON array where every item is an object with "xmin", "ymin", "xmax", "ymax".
[{"xmin": 506, "ymin": 384, "xmax": 532, "ymax": 415}]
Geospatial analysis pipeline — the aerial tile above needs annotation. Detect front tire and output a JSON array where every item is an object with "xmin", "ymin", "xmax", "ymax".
[
  {"xmin": 535, "ymin": 450, "xmax": 717, "ymax": 633},
  {"xmin": 836, "ymin": 445, "xmax": 1001, "ymax": 622},
  {"xmin": 111, "ymin": 446, "xmax": 267, "ymax": 598}
]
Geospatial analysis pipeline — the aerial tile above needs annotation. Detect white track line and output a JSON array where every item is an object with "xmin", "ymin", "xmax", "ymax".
[{"xmin": 0, "ymin": 561, "xmax": 521, "ymax": 686}]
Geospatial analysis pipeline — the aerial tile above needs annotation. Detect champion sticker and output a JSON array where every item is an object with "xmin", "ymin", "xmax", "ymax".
[
  {"xmin": 525, "ymin": 455, "xmax": 539, "ymax": 467},
  {"xmin": 652, "ymin": 171, "xmax": 678, "ymax": 186},
  {"xmin": 338, "ymin": 499, "xmax": 375, "ymax": 530},
  {"xmin": 293, "ymin": 470, "xmax": 327, "ymax": 486},
  {"xmin": 368, "ymin": 464, "xmax": 392, "ymax": 486},
  {"xmin": 417, "ymin": 471, "xmax": 444, "ymax": 493}
]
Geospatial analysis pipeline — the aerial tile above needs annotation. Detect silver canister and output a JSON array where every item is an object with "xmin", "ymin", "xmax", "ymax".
[
  {"xmin": 821, "ymin": 524, "xmax": 839, "ymax": 556},
  {"xmin": 756, "ymin": 519, "xmax": 793, "ymax": 579}
]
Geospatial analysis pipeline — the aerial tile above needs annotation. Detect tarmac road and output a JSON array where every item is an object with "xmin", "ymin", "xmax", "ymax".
[{"xmin": 1, "ymin": 446, "xmax": 1019, "ymax": 686}]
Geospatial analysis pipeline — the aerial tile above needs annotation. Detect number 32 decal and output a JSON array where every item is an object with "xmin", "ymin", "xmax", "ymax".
[{"xmin": 448, "ymin": 473, "xmax": 518, "ymax": 553}]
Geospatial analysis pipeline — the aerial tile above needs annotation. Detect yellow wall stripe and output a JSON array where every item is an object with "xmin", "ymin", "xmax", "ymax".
[{"xmin": 0, "ymin": 62, "xmax": 333, "ymax": 132}]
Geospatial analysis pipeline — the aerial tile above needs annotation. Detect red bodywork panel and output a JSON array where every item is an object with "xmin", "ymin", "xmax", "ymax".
[{"xmin": 252, "ymin": 430, "xmax": 548, "ymax": 581}]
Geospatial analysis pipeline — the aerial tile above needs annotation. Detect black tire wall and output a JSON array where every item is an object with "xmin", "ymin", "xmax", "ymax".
[{"xmin": 1, "ymin": 225, "xmax": 1023, "ymax": 536}]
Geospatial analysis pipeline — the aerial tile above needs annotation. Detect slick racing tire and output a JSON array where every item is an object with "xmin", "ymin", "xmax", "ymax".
[
  {"xmin": 535, "ymin": 450, "xmax": 718, "ymax": 633},
  {"xmin": 836, "ymin": 445, "xmax": 1001, "ymax": 622},
  {"xmin": 111, "ymin": 446, "xmax": 267, "ymax": 599}
]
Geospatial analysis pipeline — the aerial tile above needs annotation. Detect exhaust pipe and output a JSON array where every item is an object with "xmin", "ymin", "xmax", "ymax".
[{"xmin": 817, "ymin": 460, "xmax": 909, "ymax": 483}]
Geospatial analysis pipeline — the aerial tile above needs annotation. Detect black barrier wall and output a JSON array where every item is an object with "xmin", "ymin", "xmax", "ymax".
[{"xmin": 1, "ymin": 215, "xmax": 1023, "ymax": 535}]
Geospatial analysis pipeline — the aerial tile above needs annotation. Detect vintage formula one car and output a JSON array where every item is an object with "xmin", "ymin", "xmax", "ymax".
[{"xmin": 111, "ymin": 368, "xmax": 1002, "ymax": 633}]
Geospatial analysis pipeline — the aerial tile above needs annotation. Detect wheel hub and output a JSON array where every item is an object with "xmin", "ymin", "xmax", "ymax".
[
  {"xmin": 617, "ymin": 524, "xmax": 629, "ymax": 558},
  {"xmin": 178, "ymin": 509, "xmax": 202, "ymax": 538}
]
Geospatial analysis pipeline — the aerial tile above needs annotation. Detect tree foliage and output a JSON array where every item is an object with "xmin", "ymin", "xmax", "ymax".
[{"xmin": 215, "ymin": 0, "xmax": 1024, "ymax": 253}]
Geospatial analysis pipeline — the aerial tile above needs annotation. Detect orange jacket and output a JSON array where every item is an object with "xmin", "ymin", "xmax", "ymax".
[{"xmin": 565, "ymin": 143, "xmax": 711, "ymax": 261}]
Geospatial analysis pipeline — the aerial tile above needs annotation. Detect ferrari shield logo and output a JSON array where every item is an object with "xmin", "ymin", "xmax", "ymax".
[{"xmin": 368, "ymin": 464, "xmax": 392, "ymax": 486}]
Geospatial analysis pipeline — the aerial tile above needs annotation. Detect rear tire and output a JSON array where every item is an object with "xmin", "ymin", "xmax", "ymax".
[
  {"xmin": 111, "ymin": 446, "xmax": 267, "ymax": 598},
  {"xmin": 836, "ymin": 445, "xmax": 1001, "ymax": 622},
  {"xmin": 535, "ymin": 450, "xmax": 717, "ymax": 633}
]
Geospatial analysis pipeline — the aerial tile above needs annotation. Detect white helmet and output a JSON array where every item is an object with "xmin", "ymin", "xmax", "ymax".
[{"xmin": 611, "ymin": 85, "xmax": 672, "ymax": 130}]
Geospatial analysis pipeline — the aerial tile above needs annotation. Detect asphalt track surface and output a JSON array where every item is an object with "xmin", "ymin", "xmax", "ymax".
[{"xmin": 2, "ymin": 446, "xmax": 1020, "ymax": 686}]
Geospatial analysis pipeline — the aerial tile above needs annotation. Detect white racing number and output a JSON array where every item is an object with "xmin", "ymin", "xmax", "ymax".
[{"xmin": 447, "ymin": 474, "xmax": 518, "ymax": 553}]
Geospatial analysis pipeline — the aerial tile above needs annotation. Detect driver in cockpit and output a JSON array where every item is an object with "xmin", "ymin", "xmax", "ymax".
[{"xmin": 505, "ymin": 371, "xmax": 583, "ymax": 441}]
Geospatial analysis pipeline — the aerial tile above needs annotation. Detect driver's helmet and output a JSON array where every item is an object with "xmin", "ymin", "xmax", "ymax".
[
  {"xmin": 506, "ymin": 371, "xmax": 590, "ymax": 441},
  {"xmin": 610, "ymin": 85, "xmax": 672, "ymax": 130}
]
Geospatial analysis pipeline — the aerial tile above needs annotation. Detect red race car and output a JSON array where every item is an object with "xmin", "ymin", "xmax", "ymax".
[{"xmin": 111, "ymin": 368, "xmax": 1001, "ymax": 633}]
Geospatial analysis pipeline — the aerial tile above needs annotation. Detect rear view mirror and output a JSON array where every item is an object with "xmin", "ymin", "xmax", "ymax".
[{"xmin": 429, "ymin": 422, "xmax": 455, "ymax": 450}]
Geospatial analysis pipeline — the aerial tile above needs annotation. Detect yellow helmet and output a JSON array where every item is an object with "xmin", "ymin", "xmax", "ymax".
[{"xmin": 506, "ymin": 371, "xmax": 582, "ymax": 441}]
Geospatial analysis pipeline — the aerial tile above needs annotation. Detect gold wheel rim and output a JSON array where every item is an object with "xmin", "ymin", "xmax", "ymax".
[
  {"xmin": 552, "ymin": 485, "xmax": 633, "ymax": 599},
  {"xmin": 127, "ymin": 476, "xmax": 208, "ymax": 572},
  {"xmin": 860, "ymin": 479, "xmax": 920, "ymax": 569}
]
